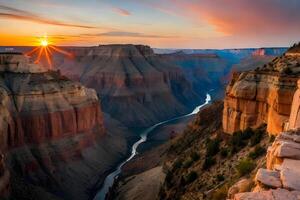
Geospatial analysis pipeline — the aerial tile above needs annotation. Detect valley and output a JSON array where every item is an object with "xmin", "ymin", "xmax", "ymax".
[{"xmin": 0, "ymin": 44, "xmax": 296, "ymax": 200}]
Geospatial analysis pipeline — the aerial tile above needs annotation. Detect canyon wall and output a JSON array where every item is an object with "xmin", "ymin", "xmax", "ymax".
[
  {"xmin": 56, "ymin": 45, "xmax": 200, "ymax": 127},
  {"xmin": 0, "ymin": 53, "xmax": 128, "ymax": 200},
  {"xmin": 223, "ymin": 51, "xmax": 300, "ymax": 135},
  {"xmin": 288, "ymin": 80, "xmax": 300, "ymax": 130}
]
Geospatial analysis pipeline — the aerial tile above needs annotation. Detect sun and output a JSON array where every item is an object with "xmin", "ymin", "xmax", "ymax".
[{"xmin": 41, "ymin": 39, "xmax": 48, "ymax": 47}]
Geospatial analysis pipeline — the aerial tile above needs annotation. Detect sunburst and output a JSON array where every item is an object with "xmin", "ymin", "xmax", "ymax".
[{"xmin": 25, "ymin": 37, "xmax": 73, "ymax": 69}]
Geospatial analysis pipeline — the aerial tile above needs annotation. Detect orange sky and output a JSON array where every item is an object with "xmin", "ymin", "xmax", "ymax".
[{"xmin": 0, "ymin": 0, "xmax": 299, "ymax": 48}]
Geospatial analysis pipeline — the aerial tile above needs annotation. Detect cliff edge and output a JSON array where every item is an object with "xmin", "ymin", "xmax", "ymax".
[{"xmin": 223, "ymin": 47, "xmax": 300, "ymax": 135}]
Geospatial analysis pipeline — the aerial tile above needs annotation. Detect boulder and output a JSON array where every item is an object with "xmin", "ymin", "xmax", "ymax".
[
  {"xmin": 255, "ymin": 168, "xmax": 282, "ymax": 188},
  {"xmin": 234, "ymin": 189, "xmax": 300, "ymax": 200},
  {"xmin": 227, "ymin": 178, "xmax": 253, "ymax": 199}
]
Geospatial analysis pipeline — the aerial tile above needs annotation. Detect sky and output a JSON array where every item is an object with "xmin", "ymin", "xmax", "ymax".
[{"xmin": 0, "ymin": 0, "xmax": 299, "ymax": 49}]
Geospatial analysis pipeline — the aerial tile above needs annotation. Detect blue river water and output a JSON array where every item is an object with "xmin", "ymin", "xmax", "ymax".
[{"xmin": 93, "ymin": 93, "xmax": 211, "ymax": 200}]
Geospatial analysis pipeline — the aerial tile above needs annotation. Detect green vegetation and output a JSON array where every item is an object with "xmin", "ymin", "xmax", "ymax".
[
  {"xmin": 236, "ymin": 159, "xmax": 256, "ymax": 177},
  {"xmin": 220, "ymin": 148, "xmax": 228, "ymax": 158},
  {"xmin": 190, "ymin": 151, "xmax": 200, "ymax": 161},
  {"xmin": 184, "ymin": 171, "xmax": 198, "ymax": 184},
  {"xmin": 206, "ymin": 138, "xmax": 220, "ymax": 157},
  {"xmin": 250, "ymin": 129, "xmax": 264, "ymax": 146},
  {"xmin": 203, "ymin": 156, "xmax": 216, "ymax": 170},
  {"xmin": 172, "ymin": 159, "xmax": 182, "ymax": 170},
  {"xmin": 248, "ymin": 146, "xmax": 266, "ymax": 159},
  {"xmin": 183, "ymin": 159, "xmax": 193, "ymax": 168},
  {"xmin": 216, "ymin": 174, "xmax": 225, "ymax": 182}
]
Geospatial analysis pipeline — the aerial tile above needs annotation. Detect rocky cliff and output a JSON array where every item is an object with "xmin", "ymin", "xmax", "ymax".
[
  {"xmin": 55, "ymin": 45, "xmax": 201, "ymax": 127},
  {"xmin": 229, "ymin": 130, "xmax": 300, "ymax": 200},
  {"xmin": 0, "ymin": 53, "xmax": 129, "ymax": 200},
  {"xmin": 223, "ymin": 50, "xmax": 300, "ymax": 135}
]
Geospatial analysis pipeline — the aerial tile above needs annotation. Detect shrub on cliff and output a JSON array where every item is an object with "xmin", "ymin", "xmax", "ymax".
[
  {"xmin": 172, "ymin": 159, "xmax": 182, "ymax": 171},
  {"xmin": 236, "ymin": 159, "xmax": 256, "ymax": 177},
  {"xmin": 250, "ymin": 129, "xmax": 264, "ymax": 146},
  {"xmin": 203, "ymin": 156, "xmax": 216, "ymax": 170},
  {"xmin": 206, "ymin": 138, "xmax": 220, "ymax": 156},
  {"xmin": 183, "ymin": 159, "xmax": 193, "ymax": 168},
  {"xmin": 248, "ymin": 146, "xmax": 266, "ymax": 159},
  {"xmin": 184, "ymin": 171, "xmax": 198, "ymax": 184},
  {"xmin": 190, "ymin": 151, "xmax": 200, "ymax": 161},
  {"xmin": 220, "ymin": 148, "xmax": 229, "ymax": 158}
]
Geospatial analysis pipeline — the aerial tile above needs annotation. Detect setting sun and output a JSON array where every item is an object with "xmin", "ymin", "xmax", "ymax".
[{"xmin": 41, "ymin": 39, "xmax": 48, "ymax": 47}]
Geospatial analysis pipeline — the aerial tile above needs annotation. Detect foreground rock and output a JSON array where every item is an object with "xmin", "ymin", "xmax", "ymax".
[
  {"xmin": 231, "ymin": 130, "xmax": 300, "ymax": 199},
  {"xmin": 0, "ymin": 53, "xmax": 129, "ymax": 200}
]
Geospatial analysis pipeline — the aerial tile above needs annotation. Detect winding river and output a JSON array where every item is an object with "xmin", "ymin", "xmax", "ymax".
[{"xmin": 93, "ymin": 93, "xmax": 212, "ymax": 200}]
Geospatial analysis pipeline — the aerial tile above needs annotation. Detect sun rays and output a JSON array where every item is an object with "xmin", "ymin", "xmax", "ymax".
[{"xmin": 25, "ymin": 37, "xmax": 73, "ymax": 69}]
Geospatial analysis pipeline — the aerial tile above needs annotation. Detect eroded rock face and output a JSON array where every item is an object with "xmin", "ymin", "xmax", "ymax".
[
  {"xmin": 289, "ymin": 80, "xmax": 300, "ymax": 130},
  {"xmin": 223, "ymin": 46, "xmax": 300, "ymax": 135},
  {"xmin": 56, "ymin": 45, "xmax": 200, "ymax": 127},
  {"xmin": 223, "ymin": 71, "xmax": 297, "ymax": 135},
  {"xmin": 0, "ymin": 53, "xmax": 111, "ymax": 200}
]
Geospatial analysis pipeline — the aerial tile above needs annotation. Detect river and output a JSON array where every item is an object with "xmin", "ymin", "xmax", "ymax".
[{"xmin": 93, "ymin": 93, "xmax": 212, "ymax": 200}]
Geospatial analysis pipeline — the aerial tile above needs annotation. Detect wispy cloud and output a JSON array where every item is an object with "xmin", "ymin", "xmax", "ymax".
[
  {"xmin": 112, "ymin": 7, "xmax": 131, "ymax": 16},
  {"xmin": 0, "ymin": 5, "xmax": 97, "ymax": 29},
  {"xmin": 82, "ymin": 31, "xmax": 176, "ymax": 38}
]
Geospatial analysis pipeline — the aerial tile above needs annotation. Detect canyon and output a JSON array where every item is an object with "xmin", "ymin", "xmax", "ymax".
[
  {"xmin": 54, "ymin": 45, "xmax": 201, "ymax": 128},
  {"xmin": 0, "ymin": 44, "xmax": 294, "ymax": 200},
  {"xmin": 108, "ymin": 44, "xmax": 300, "ymax": 200},
  {"xmin": 0, "ymin": 53, "xmax": 130, "ymax": 200}
]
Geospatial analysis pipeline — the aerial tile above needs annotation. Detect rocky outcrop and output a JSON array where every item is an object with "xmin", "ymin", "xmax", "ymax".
[
  {"xmin": 223, "ymin": 51, "xmax": 300, "ymax": 135},
  {"xmin": 288, "ymin": 80, "xmax": 300, "ymax": 130},
  {"xmin": 0, "ymin": 53, "xmax": 129, "ymax": 200},
  {"xmin": 231, "ymin": 130, "xmax": 300, "ymax": 199},
  {"xmin": 56, "ymin": 45, "xmax": 200, "ymax": 127}
]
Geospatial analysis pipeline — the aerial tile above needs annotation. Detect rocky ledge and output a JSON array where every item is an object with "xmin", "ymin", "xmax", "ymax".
[
  {"xmin": 231, "ymin": 130, "xmax": 300, "ymax": 199},
  {"xmin": 223, "ymin": 48, "xmax": 300, "ymax": 135}
]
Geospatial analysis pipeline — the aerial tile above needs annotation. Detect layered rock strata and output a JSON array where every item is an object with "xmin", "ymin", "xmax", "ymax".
[
  {"xmin": 0, "ymin": 53, "xmax": 125, "ymax": 200},
  {"xmin": 223, "ymin": 50, "xmax": 300, "ymax": 135},
  {"xmin": 56, "ymin": 45, "xmax": 200, "ymax": 127}
]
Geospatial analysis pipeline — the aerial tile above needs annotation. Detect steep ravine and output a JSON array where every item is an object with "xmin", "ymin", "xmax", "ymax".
[
  {"xmin": 95, "ymin": 94, "xmax": 211, "ymax": 200},
  {"xmin": 0, "ymin": 53, "xmax": 130, "ymax": 200},
  {"xmin": 55, "ymin": 44, "xmax": 201, "ymax": 128}
]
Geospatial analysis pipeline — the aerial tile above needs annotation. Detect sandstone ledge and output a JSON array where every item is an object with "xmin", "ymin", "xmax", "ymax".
[{"xmin": 232, "ymin": 130, "xmax": 300, "ymax": 200}]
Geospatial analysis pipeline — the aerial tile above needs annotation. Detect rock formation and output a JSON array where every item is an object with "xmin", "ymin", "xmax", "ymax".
[
  {"xmin": 289, "ymin": 81, "xmax": 300, "ymax": 129},
  {"xmin": 0, "ymin": 52, "xmax": 128, "ymax": 200},
  {"xmin": 223, "ymin": 50, "xmax": 300, "ymax": 135},
  {"xmin": 158, "ymin": 52, "xmax": 228, "ymax": 99},
  {"xmin": 56, "ymin": 45, "xmax": 200, "ymax": 127},
  {"xmin": 230, "ymin": 130, "xmax": 300, "ymax": 200}
]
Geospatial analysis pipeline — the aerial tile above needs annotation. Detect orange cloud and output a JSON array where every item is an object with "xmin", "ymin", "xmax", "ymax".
[
  {"xmin": 0, "ymin": 5, "xmax": 97, "ymax": 29},
  {"xmin": 149, "ymin": 0, "xmax": 300, "ymax": 37}
]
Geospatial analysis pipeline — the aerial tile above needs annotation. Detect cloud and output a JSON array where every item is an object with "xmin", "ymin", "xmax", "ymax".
[
  {"xmin": 147, "ymin": 0, "xmax": 300, "ymax": 37},
  {"xmin": 0, "ymin": 5, "xmax": 97, "ymax": 28},
  {"xmin": 82, "ymin": 31, "xmax": 176, "ymax": 38},
  {"xmin": 112, "ymin": 7, "xmax": 131, "ymax": 16}
]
